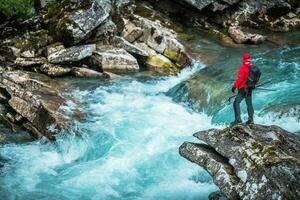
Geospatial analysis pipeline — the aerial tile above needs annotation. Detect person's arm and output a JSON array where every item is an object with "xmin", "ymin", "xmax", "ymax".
[{"xmin": 233, "ymin": 67, "xmax": 245, "ymax": 89}]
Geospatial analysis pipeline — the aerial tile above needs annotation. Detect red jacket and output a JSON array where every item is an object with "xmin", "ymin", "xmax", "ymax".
[{"xmin": 234, "ymin": 59, "xmax": 252, "ymax": 90}]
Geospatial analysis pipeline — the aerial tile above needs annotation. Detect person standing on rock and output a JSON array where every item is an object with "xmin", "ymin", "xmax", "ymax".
[{"xmin": 231, "ymin": 53, "xmax": 261, "ymax": 125}]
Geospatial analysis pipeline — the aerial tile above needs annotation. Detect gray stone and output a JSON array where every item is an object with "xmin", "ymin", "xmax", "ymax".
[
  {"xmin": 0, "ymin": 71, "xmax": 69, "ymax": 141},
  {"xmin": 123, "ymin": 15, "xmax": 191, "ymax": 67},
  {"xmin": 48, "ymin": 44, "xmax": 96, "ymax": 64},
  {"xmin": 44, "ymin": 0, "xmax": 109, "ymax": 45},
  {"xmin": 181, "ymin": 0, "xmax": 215, "ymax": 11},
  {"xmin": 113, "ymin": 36, "xmax": 149, "ymax": 58},
  {"xmin": 92, "ymin": 46, "xmax": 139, "ymax": 73},
  {"xmin": 46, "ymin": 43, "xmax": 65, "ymax": 57},
  {"xmin": 71, "ymin": 67, "xmax": 108, "ymax": 78},
  {"xmin": 15, "ymin": 57, "xmax": 47, "ymax": 67},
  {"xmin": 180, "ymin": 124, "xmax": 300, "ymax": 200},
  {"xmin": 40, "ymin": 63, "xmax": 72, "ymax": 77},
  {"xmin": 228, "ymin": 26, "xmax": 266, "ymax": 44}
]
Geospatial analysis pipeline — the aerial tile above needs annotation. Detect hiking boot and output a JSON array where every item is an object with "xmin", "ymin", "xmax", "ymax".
[
  {"xmin": 246, "ymin": 120, "xmax": 254, "ymax": 125},
  {"xmin": 230, "ymin": 120, "xmax": 242, "ymax": 126}
]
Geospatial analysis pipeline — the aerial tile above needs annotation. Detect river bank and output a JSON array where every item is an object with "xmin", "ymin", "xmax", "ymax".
[{"xmin": 0, "ymin": 0, "xmax": 300, "ymax": 199}]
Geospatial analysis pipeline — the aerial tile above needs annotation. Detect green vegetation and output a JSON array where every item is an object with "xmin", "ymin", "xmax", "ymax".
[{"xmin": 0, "ymin": 0, "xmax": 35, "ymax": 21}]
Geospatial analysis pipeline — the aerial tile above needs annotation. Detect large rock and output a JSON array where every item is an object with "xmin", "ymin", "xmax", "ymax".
[
  {"xmin": 43, "ymin": 0, "xmax": 109, "ymax": 45},
  {"xmin": 123, "ymin": 15, "xmax": 191, "ymax": 68},
  {"xmin": 0, "ymin": 71, "xmax": 69, "ymax": 141},
  {"xmin": 71, "ymin": 67, "xmax": 109, "ymax": 78},
  {"xmin": 146, "ymin": 54, "xmax": 178, "ymax": 75},
  {"xmin": 180, "ymin": 124, "xmax": 300, "ymax": 200},
  {"xmin": 40, "ymin": 63, "xmax": 72, "ymax": 77},
  {"xmin": 228, "ymin": 26, "xmax": 266, "ymax": 44},
  {"xmin": 113, "ymin": 36, "xmax": 149, "ymax": 60},
  {"xmin": 91, "ymin": 46, "xmax": 139, "ymax": 73},
  {"xmin": 47, "ymin": 44, "xmax": 96, "ymax": 64},
  {"xmin": 15, "ymin": 57, "xmax": 47, "ymax": 67}
]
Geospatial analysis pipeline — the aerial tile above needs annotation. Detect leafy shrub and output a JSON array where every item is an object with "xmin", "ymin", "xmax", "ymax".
[{"xmin": 0, "ymin": 0, "xmax": 35, "ymax": 21}]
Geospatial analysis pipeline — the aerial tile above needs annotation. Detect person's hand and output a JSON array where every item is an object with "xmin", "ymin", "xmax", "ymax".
[{"xmin": 231, "ymin": 86, "xmax": 236, "ymax": 93}]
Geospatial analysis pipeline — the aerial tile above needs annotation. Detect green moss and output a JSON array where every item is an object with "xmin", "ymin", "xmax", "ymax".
[
  {"xmin": 147, "ymin": 55, "xmax": 178, "ymax": 75},
  {"xmin": 164, "ymin": 48, "xmax": 180, "ymax": 63}
]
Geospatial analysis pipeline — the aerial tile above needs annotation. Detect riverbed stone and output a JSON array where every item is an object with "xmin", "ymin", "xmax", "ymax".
[
  {"xmin": 0, "ymin": 71, "xmax": 69, "ymax": 141},
  {"xmin": 71, "ymin": 67, "xmax": 109, "ymax": 78},
  {"xmin": 123, "ymin": 15, "xmax": 191, "ymax": 67},
  {"xmin": 15, "ymin": 57, "xmax": 47, "ymax": 67},
  {"xmin": 48, "ymin": 44, "xmax": 96, "ymax": 64},
  {"xmin": 228, "ymin": 26, "xmax": 266, "ymax": 44},
  {"xmin": 40, "ymin": 63, "xmax": 72, "ymax": 77},
  {"xmin": 146, "ymin": 54, "xmax": 178, "ymax": 75},
  {"xmin": 92, "ymin": 46, "xmax": 139, "ymax": 73},
  {"xmin": 43, "ymin": 0, "xmax": 109, "ymax": 45}
]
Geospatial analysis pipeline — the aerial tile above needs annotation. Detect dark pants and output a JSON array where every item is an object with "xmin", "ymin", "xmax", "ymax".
[{"xmin": 233, "ymin": 88, "xmax": 254, "ymax": 122}]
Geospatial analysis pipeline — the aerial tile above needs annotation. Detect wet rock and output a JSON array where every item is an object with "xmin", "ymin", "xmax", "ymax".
[
  {"xmin": 208, "ymin": 191, "xmax": 228, "ymax": 200},
  {"xmin": 71, "ymin": 67, "xmax": 109, "ymax": 78},
  {"xmin": 123, "ymin": 15, "xmax": 191, "ymax": 67},
  {"xmin": 92, "ymin": 46, "xmax": 139, "ymax": 73},
  {"xmin": 89, "ymin": 19, "xmax": 117, "ymax": 44},
  {"xmin": 180, "ymin": 124, "xmax": 300, "ymax": 200},
  {"xmin": 15, "ymin": 57, "xmax": 47, "ymax": 67},
  {"xmin": 113, "ymin": 36, "xmax": 149, "ymax": 59},
  {"xmin": 40, "ymin": 63, "xmax": 72, "ymax": 77},
  {"xmin": 146, "ymin": 54, "xmax": 178, "ymax": 75},
  {"xmin": 48, "ymin": 44, "xmax": 96, "ymax": 64},
  {"xmin": 179, "ymin": 0, "xmax": 216, "ymax": 11},
  {"xmin": 0, "ymin": 71, "xmax": 69, "ymax": 141},
  {"xmin": 44, "ymin": 0, "xmax": 109, "ymax": 45},
  {"xmin": 20, "ymin": 50, "xmax": 36, "ymax": 58},
  {"xmin": 228, "ymin": 26, "xmax": 266, "ymax": 44},
  {"xmin": 46, "ymin": 43, "xmax": 65, "ymax": 57},
  {"xmin": 14, "ymin": 30, "xmax": 53, "ymax": 57}
]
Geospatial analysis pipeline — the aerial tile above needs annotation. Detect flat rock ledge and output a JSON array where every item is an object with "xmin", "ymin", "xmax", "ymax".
[
  {"xmin": 0, "ymin": 71, "xmax": 69, "ymax": 142},
  {"xmin": 179, "ymin": 124, "xmax": 300, "ymax": 200}
]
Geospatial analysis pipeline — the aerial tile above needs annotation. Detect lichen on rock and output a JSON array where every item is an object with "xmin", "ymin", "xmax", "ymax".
[{"xmin": 180, "ymin": 124, "xmax": 300, "ymax": 200}]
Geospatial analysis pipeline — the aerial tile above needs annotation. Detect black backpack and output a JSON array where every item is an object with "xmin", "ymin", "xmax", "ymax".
[{"xmin": 246, "ymin": 65, "xmax": 261, "ymax": 89}]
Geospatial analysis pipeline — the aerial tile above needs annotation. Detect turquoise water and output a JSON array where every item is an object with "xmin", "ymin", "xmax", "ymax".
[
  {"xmin": 0, "ymin": 32, "xmax": 300, "ymax": 199},
  {"xmin": 0, "ymin": 65, "xmax": 221, "ymax": 200}
]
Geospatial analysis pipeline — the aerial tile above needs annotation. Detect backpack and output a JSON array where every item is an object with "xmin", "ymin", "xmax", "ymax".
[{"xmin": 246, "ymin": 65, "xmax": 261, "ymax": 89}]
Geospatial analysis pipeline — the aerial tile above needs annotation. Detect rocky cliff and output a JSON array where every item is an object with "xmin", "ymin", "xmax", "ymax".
[{"xmin": 180, "ymin": 124, "xmax": 300, "ymax": 200}]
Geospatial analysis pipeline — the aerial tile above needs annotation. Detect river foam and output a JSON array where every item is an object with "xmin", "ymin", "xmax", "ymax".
[{"xmin": 0, "ymin": 63, "xmax": 220, "ymax": 200}]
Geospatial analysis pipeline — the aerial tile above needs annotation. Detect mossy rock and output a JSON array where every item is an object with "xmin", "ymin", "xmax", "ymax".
[
  {"xmin": 14, "ymin": 29, "xmax": 53, "ymax": 54},
  {"xmin": 146, "ymin": 54, "xmax": 178, "ymax": 75}
]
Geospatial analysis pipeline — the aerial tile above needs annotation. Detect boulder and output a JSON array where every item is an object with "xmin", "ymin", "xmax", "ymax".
[
  {"xmin": 0, "ymin": 71, "xmax": 69, "ymax": 141},
  {"xmin": 123, "ymin": 15, "xmax": 191, "ymax": 67},
  {"xmin": 180, "ymin": 124, "xmax": 300, "ymax": 200},
  {"xmin": 15, "ymin": 57, "xmax": 47, "ymax": 67},
  {"xmin": 43, "ymin": 0, "xmax": 109, "ymax": 45},
  {"xmin": 228, "ymin": 26, "xmax": 266, "ymax": 44},
  {"xmin": 71, "ymin": 67, "xmax": 109, "ymax": 78},
  {"xmin": 47, "ymin": 44, "xmax": 96, "ymax": 64},
  {"xmin": 113, "ymin": 36, "xmax": 149, "ymax": 59},
  {"xmin": 208, "ymin": 191, "xmax": 228, "ymax": 200},
  {"xmin": 146, "ymin": 54, "xmax": 178, "ymax": 75},
  {"xmin": 46, "ymin": 43, "xmax": 65, "ymax": 57},
  {"xmin": 89, "ymin": 19, "xmax": 117, "ymax": 44},
  {"xmin": 14, "ymin": 30, "xmax": 53, "ymax": 57},
  {"xmin": 91, "ymin": 46, "xmax": 139, "ymax": 73},
  {"xmin": 40, "ymin": 63, "xmax": 72, "ymax": 77}
]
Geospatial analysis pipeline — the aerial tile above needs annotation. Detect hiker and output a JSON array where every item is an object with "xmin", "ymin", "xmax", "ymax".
[{"xmin": 231, "ymin": 53, "xmax": 261, "ymax": 125}]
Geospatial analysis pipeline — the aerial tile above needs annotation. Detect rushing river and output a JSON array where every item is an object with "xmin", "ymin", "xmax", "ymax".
[{"xmin": 0, "ymin": 31, "xmax": 300, "ymax": 200}]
